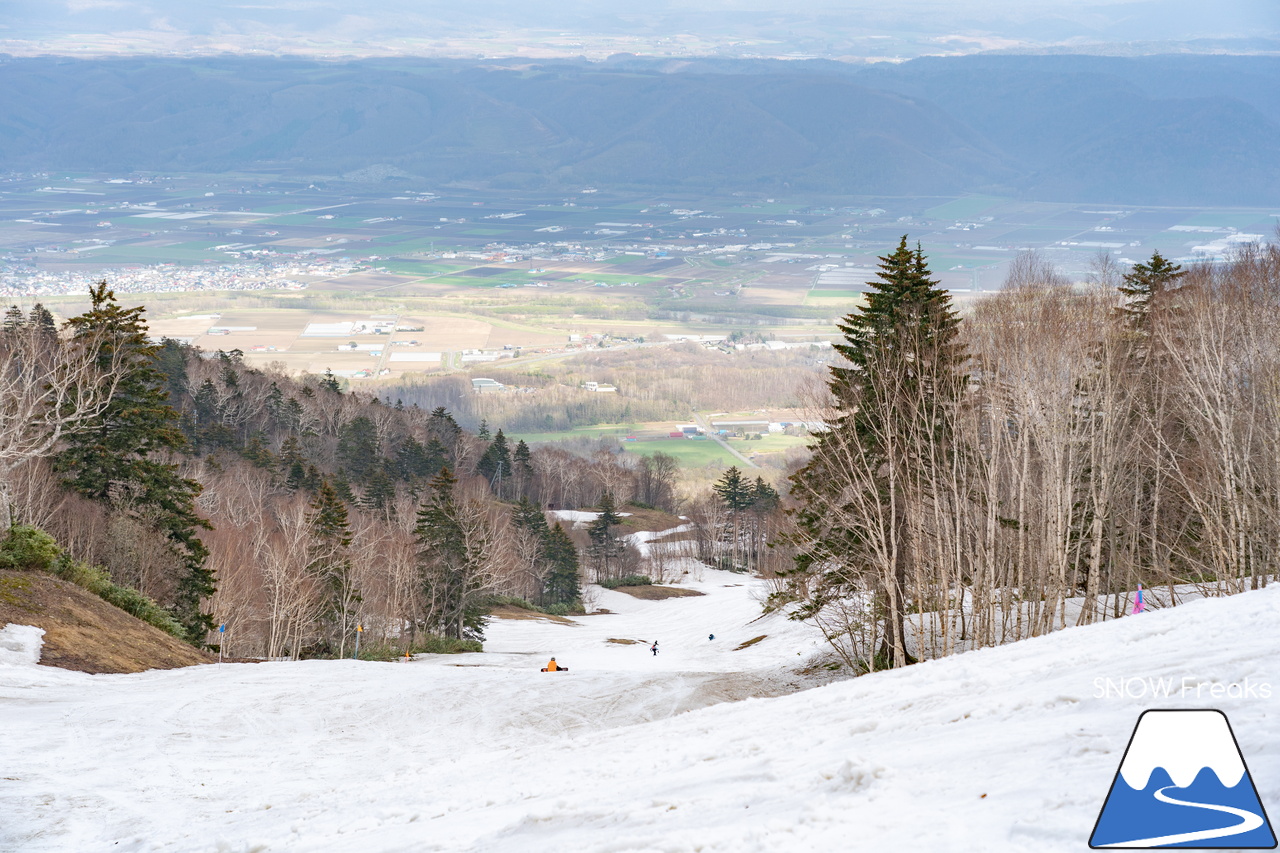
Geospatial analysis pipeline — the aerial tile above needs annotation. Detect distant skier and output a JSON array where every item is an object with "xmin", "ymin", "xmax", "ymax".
[
  {"xmin": 541, "ymin": 657, "xmax": 568, "ymax": 672},
  {"xmin": 650, "ymin": 641, "xmax": 659, "ymax": 656}
]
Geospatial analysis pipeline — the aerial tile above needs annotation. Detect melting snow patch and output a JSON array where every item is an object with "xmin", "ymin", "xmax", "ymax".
[{"xmin": 0, "ymin": 624, "xmax": 44, "ymax": 666}]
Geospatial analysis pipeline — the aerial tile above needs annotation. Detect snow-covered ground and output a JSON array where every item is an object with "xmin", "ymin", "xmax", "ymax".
[{"xmin": 2, "ymin": 571, "xmax": 1277, "ymax": 852}]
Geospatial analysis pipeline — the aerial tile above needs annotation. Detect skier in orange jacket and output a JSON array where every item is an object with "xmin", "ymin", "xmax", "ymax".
[{"xmin": 541, "ymin": 657, "xmax": 568, "ymax": 672}]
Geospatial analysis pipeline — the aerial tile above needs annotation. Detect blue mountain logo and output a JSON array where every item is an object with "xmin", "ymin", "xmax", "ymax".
[{"xmin": 1091, "ymin": 709, "xmax": 1276, "ymax": 848}]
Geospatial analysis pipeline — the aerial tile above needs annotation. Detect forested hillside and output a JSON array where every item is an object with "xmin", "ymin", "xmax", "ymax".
[
  {"xmin": 2, "ymin": 54, "xmax": 1278, "ymax": 204},
  {"xmin": 2, "ymin": 288, "xmax": 777, "ymax": 658},
  {"xmin": 774, "ymin": 241, "xmax": 1280, "ymax": 671}
]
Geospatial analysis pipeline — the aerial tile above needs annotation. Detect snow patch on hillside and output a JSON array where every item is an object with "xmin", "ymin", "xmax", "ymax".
[{"xmin": 0, "ymin": 624, "xmax": 43, "ymax": 666}]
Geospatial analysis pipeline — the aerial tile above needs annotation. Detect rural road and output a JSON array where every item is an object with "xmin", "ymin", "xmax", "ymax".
[{"xmin": 694, "ymin": 414, "xmax": 758, "ymax": 469}]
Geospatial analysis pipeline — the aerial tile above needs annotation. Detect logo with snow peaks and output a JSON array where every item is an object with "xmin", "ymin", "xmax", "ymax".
[{"xmin": 1090, "ymin": 710, "xmax": 1276, "ymax": 849}]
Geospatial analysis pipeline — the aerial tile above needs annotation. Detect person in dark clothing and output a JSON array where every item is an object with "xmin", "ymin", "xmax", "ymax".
[{"xmin": 650, "ymin": 641, "xmax": 658, "ymax": 656}]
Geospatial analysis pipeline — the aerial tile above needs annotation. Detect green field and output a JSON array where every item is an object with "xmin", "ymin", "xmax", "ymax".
[
  {"xmin": 742, "ymin": 434, "xmax": 808, "ymax": 454},
  {"xmin": 620, "ymin": 439, "xmax": 738, "ymax": 468}
]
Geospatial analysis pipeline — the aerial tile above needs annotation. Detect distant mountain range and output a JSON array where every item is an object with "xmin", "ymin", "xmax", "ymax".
[{"xmin": 1, "ymin": 54, "xmax": 1277, "ymax": 206}]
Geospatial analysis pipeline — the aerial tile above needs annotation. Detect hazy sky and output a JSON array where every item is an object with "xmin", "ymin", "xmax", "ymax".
[{"xmin": 2, "ymin": 0, "xmax": 1277, "ymax": 57}]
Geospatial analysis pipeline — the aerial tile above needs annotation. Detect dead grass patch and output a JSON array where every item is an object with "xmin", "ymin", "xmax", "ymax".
[
  {"xmin": 618, "ymin": 507, "xmax": 687, "ymax": 532},
  {"xmin": 606, "ymin": 637, "xmax": 640, "ymax": 645},
  {"xmin": 611, "ymin": 585, "xmax": 706, "ymax": 601},
  {"xmin": 489, "ymin": 604, "xmax": 575, "ymax": 624},
  {"xmin": 0, "ymin": 569, "xmax": 213, "ymax": 674},
  {"xmin": 735, "ymin": 634, "xmax": 768, "ymax": 651}
]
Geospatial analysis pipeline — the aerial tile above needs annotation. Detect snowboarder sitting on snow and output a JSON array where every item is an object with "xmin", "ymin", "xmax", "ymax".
[{"xmin": 541, "ymin": 657, "xmax": 568, "ymax": 672}]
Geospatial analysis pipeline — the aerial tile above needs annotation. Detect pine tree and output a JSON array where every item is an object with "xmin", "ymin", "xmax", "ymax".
[
  {"xmin": 512, "ymin": 439, "xmax": 534, "ymax": 500},
  {"xmin": 714, "ymin": 467, "xmax": 754, "ymax": 571},
  {"xmin": 396, "ymin": 436, "xmax": 429, "ymax": 481},
  {"xmin": 586, "ymin": 492, "xmax": 625, "ymax": 581},
  {"xmin": 56, "ymin": 282, "xmax": 214, "ymax": 644},
  {"xmin": 542, "ymin": 523, "xmax": 582, "ymax": 607},
  {"xmin": 714, "ymin": 467, "xmax": 754, "ymax": 512},
  {"xmin": 2, "ymin": 305, "xmax": 25, "ymax": 332},
  {"xmin": 282, "ymin": 436, "xmax": 308, "ymax": 491},
  {"xmin": 428, "ymin": 407, "xmax": 460, "ymax": 436},
  {"xmin": 423, "ymin": 437, "xmax": 448, "ymax": 477},
  {"xmin": 415, "ymin": 467, "xmax": 492, "ymax": 640},
  {"xmin": 308, "ymin": 480, "xmax": 359, "ymax": 656},
  {"xmin": 596, "ymin": 491, "xmax": 623, "ymax": 526},
  {"xmin": 337, "ymin": 416, "xmax": 379, "ymax": 483},
  {"xmin": 511, "ymin": 495, "xmax": 549, "ymax": 536},
  {"xmin": 152, "ymin": 338, "xmax": 189, "ymax": 406},
  {"xmin": 319, "ymin": 369, "xmax": 342, "ymax": 394},
  {"xmin": 1118, "ymin": 251, "xmax": 1186, "ymax": 333},
  {"xmin": 784, "ymin": 238, "xmax": 964, "ymax": 669},
  {"xmin": 477, "ymin": 429, "xmax": 511, "ymax": 494},
  {"xmin": 361, "ymin": 464, "xmax": 396, "ymax": 512},
  {"xmin": 28, "ymin": 304, "xmax": 56, "ymax": 337},
  {"xmin": 242, "ymin": 433, "xmax": 274, "ymax": 468},
  {"xmin": 332, "ymin": 474, "xmax": 356, "ymax": 505},
  {"xmin": 477, "ymin": 419, "xmax": 491, "ymax": 441},
  {"xmin": 751, "ymin": 477, "xmax": 780, "ymax": 512}
]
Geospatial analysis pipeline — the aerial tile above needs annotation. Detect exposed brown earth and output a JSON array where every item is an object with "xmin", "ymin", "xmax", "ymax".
[
  {"xmin": 0, "ymin": 570, "xmax": 213, "ymax": 674},
  {"xmin": 611, "ymin": 585, "xmax": 706, "ymax": 601},
  {"xmin": 488, "ymin": 604, "xmax": 576, "ymax": 624}
]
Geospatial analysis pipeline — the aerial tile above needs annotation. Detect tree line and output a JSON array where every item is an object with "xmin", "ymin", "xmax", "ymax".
[
  {"xmin": 1, "ymin": 284, "xmax": 697, "ymax": 658},
  {"xmin": 775, "ymin": 237, "xmax": 1280, "ymax": 671}
]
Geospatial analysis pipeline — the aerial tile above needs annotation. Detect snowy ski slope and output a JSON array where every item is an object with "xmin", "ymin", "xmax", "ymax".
[{"xmin": 1, "ymin": 570, "xmax": 1277, "ymax": 852}]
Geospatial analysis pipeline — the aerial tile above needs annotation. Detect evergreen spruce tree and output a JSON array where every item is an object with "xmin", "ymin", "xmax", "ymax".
[
  {"xmin": 512, "ymin": 439, "xmax": 533, "ymax": 472},
  {"xmin": 1118, "ymin": 251, "xmax": 1186, "ymax": 333},
  {"xmin": 714, "ymin": 467, "xmax": 754, "ymax": 512},
  {"xmin": 783, "ymin": 238, "xmax": 964, "ymax": 669},
  {"xmin": 28, "ymin": 304, "xmax": 56, "ymax": 337},
  {"xmin": 308, "ymin": 479, "xmax": 359, "ymax": 656},
  {"xmin": 423, "ymin": 438, "xmax": 449, "ymax": 478},
  {"xmin": 542, "ymin": 523, "xmax": 582, "ymax": 608},
  {"xmin": 512, "ymin": 439, "xmax": 534, "ymax": 500},
  {"xmin": 511, "ymin": 495, "xmax": 549, "ymax": 537},
  {"xmin": 415, "ymin": 467, "xmax": 491, "ymax": 640},
  {"xmin": 337, "ymin": 416, "xmax": 379, "ymax": 483},
  {"xmin": 477, "ymin": 429, "xmax": 512, "ymax": 494},
  {"xmin": 2, "ymin": 305, "xmax": 25, "ymax": 332},
  {"xmin": 56, "ymin": 282, "xmax": 214, "ymax": 644},
  {"xmin": 596, "ymin": 491, "xmax": 623, "ymax": 526},
  {"xmin": 751, "ymin": 477, "xmax": 780, "ymax": 512},
  {"xmin": 242, "ymin": 434, "xmax": 274, "ymax": 468},
  {"xmin": 152, "ymin": 338, "xmax": 190, "ymax": 406},
  {"xmin": 282, "ymin": 436, "xmax": 308, "ymax": 491},
  {"xmin": 714, "ymin": 467, "xmax": 754, "ymax": 570},
  {"xmin": 586, "ymin": 492, "xmax": 625, "ymax": 581},
  {"xmin": 319, "ymin": 369, "xmax": 342, "ymax": 394},
  {"xmin": 361, "ymin": 464, "xmax": 396, "ymax": 512},
  {"xmin": 428, "ymin": 407, "xmax": 461, "ymax": 436},
  {"xmin": 396, "ymin": 436, "xmax": 429, "ymax": 481},
  {"xmin": 332, "ymin": 474, "xmax": 356, "ymax": 505}
]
